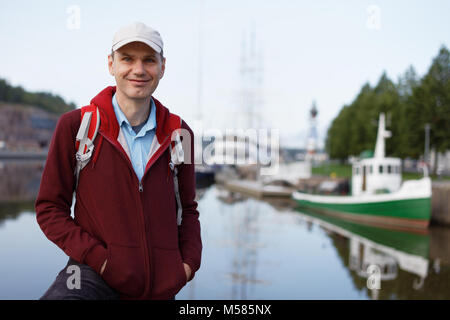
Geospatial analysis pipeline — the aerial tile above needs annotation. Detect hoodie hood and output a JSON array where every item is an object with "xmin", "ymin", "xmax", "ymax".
[{"xmin": 91, "ymin": 86, "xmax": 172, "ymax": 145}]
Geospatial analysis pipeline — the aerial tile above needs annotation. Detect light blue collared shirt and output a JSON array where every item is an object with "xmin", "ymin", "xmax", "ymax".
[{"xmin": 112, "ymin": 94, "xmax": 156, "ymax": 181}]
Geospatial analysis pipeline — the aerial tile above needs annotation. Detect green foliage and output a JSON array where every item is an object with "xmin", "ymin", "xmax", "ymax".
[
  {"xmin": 312, "ymin": 163, "xmax": 352, "ymax": 178},
  {"xmin": 326, "ymin": 45, "xmax": 450, "ymax": 161},
  {"xmin": 0, "ymin": 78, "xmax": 75, "ymax": 114}
]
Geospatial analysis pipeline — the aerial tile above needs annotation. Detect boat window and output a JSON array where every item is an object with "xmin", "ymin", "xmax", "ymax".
[
  {"xmin": 370, "ymin": 165, "xmax": 373, "ymax": 174},
  {"xmin": 387, "ymin": 165, "xmax": 392, "ymax": 174},
  {"xmin": 355, "ymin": 167, "xmax": 359, "ymax": 175},
  {"xmin": 379, "ymin": 165, "xmax": 383, "ymax": 174}
]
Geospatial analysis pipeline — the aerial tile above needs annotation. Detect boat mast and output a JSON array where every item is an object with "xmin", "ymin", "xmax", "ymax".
[
  {"xmin": 197, "ymin": 0, "xmax": 204, "ymax": 122},
  {"xmin": 374, "ymin": 113, "xmax": 391, "ymax": 159}
]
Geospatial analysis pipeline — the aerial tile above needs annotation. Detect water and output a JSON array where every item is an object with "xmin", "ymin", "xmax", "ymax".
[{"xmin": 1, "ymin": 160, "xmax": 450, "ymax": 300}]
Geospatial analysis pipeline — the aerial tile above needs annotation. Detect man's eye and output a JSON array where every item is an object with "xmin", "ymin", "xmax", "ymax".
[
  {"xmin": 122, "ymin": 57, "xmax": 131, "ymax": 61},
  {"xmin": 145, "ymin": 58, "xmax": 155, "ymax": 63}
]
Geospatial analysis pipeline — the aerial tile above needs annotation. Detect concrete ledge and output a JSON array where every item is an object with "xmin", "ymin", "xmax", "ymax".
[{"xmin": 431, "ymin": 181, "xmax": 450, "ymax": 227}]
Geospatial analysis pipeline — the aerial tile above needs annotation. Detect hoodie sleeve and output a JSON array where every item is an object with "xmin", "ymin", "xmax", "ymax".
[
  {"xmin": 35, "ymin": 109, "xmax": 108, "ymax": 274},
  {"xmin": 177, "ymin": 121, "xmax": 202, "ymax": 281}
]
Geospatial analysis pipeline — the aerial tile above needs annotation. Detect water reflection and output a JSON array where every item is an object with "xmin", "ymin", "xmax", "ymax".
[
  {"xmin": 223, "ymin": 192, "xmax": 264, "ymax": 299},
  {"xmin": 295, "ymin": 209, "xmax": 450, "ymax": 299},
  {"xmin": 1, "ymin": 160, "xmax": 450, "ymax": 299},
  {"xmin": 0, "ymin": 160, "xmax": 44, "ymax": 226}
]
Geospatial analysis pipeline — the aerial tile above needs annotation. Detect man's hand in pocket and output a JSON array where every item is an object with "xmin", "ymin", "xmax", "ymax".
[
  {"xmin": 183, "ymin": 263, "xmax": 191, "ymax": 281},
  {"xmin": 100, "ymin": 259, "xmax": 107, "ymax": 276}
]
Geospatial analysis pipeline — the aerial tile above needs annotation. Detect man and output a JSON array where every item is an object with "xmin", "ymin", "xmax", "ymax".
[{"xmin": 35, "ymin": 22, "xmax": 202, "ymax": 300}]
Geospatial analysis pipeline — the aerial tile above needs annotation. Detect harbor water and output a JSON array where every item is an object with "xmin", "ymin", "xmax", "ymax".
[{"xmin": 1, "ymin": 160, "xmax": 450, "ymax": 300}]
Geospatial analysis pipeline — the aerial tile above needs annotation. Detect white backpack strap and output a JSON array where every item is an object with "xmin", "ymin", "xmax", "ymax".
[
  {"xmin": 169, "ymin": 125, "xmax": 185, "ymax": 226},
  {"xmin": 170, "ymin": 157, "xmax": 183, "ymax": 226},
  {"xmin": 74, "ymin": 107, "xmax": 100, "ymax": 189},
  {"xmin": 170, "ymin": 130, "xmax": 185, "ymax": 165}
]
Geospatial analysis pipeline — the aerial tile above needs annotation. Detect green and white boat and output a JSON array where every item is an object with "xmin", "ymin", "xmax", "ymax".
[{"xmin": 293, "ymin": 113, "xmax": 432, "ymax": 232}]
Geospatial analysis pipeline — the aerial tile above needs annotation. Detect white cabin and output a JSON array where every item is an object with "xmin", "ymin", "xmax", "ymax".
[{"xmin": 351, "ymin": 113, "xmax": 402, "ymax": 196}]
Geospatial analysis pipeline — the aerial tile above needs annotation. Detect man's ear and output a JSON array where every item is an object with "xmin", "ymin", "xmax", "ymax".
[
  {"xmin": 160, "ymin": 57, "xmax": 166, "ymax": 79},
  {"xmin": 108, "ymin": 54, "xmax": 114, "ymax": 76}
]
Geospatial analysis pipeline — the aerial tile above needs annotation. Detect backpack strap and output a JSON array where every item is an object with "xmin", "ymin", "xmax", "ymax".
[
  {"xmin": 168, "ymin": 114, "xmax": 184, "ymax": 226},
  {"xmin": 74, "ymin": 104, "xmax": 100, "ymax": 189}
]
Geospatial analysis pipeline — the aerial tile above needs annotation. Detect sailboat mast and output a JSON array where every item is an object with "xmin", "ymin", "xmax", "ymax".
[{"xmin": 197, "ymin": 0, "xmax": 204, "ymax": 122}]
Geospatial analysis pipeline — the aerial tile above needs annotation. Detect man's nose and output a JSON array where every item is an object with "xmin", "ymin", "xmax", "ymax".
[{"xmin": 132, "ymin": 60, "xmax": 146, "ymax": 76}]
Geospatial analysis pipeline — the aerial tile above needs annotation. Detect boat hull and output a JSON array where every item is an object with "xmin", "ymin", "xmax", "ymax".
[
  {"xmin": 293, "ymin": 177, "xmax": 432, "ymax": 231},
  {"xmin": 293, "ymin": 194, "xmax": 431, "ymax": 232}
]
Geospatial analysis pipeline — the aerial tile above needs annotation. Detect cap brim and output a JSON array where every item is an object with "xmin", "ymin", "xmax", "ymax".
[{"xmin": 112, "ymin": 37, "xmax": 161, "ymax": 53}]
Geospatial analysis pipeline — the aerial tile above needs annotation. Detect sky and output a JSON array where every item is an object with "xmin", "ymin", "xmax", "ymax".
[{"xmin": 0, "ymin": 0, "xmax": 449, "ymax": 148}]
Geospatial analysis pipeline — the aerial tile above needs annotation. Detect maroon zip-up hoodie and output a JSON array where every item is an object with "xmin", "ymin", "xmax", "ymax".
[{"xmin": 35, "ymin": 86, "xmax": 202, "ymax": 299}]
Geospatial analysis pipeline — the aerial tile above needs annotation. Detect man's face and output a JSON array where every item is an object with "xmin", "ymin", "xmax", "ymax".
[{"xmin": 108, "ymin": 41, "xmax": 165, "ymax": 100}]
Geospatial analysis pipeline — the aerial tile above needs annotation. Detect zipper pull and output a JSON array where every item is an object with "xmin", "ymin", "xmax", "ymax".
[{"xmin": 139, "ymin": 181, "xmax": 143, "ymax": 192}]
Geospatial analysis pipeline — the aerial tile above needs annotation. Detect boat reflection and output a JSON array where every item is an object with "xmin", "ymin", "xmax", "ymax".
[
  {"xmin": 294, "ymin": 208, "xmax": 450, "ymax": 299},
  {"xmin": 216, "ymin": 186, "xmax": 247, "ymax": 205}
]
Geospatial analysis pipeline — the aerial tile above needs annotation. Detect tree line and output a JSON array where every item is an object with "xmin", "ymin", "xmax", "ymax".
[
  {"xmin": 0, "ymin": 78, "xmax": 75, "ymax": 114},
  {"xmin": 325, "ymin": 45, "xmax": 450, "ymax": 168}
]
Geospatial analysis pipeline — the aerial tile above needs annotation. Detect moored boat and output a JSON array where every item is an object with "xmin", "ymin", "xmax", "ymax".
[{"xmin": 292, "ymin": 113, "xmax": 432, "ymax": 231}]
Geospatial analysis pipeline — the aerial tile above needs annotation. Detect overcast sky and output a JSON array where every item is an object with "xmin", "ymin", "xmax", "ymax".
[{"xmin": 0, "ymin": 0, "xmax": 449, "ymax": 148}]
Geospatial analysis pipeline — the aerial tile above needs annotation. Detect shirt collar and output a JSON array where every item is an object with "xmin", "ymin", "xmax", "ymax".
[{"xmin": 112, "ymin": 93, "xmax": 156, "ymax": 136}]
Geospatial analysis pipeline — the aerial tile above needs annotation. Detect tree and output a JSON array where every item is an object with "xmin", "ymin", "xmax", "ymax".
[
  {"xmin": 396, "ymin": 66, "xmax": 420, "ymax": 158},
  {"xmin": 410, "ymin": 45, "xmax": 450, "ymax": 172},
  {"xmin": 0, "ymin": 78, "xmax": 75, "ymax": 114},
  {"xmin": 325, "ymin": 45, "xmax": 450, "ymax": 164}
]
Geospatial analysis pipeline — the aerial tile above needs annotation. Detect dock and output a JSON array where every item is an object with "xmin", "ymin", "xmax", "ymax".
[
  {"xmin": 224, "ymin": 179, "xmax": 293, "ymax": 198},
  {"xmin": 431, "ymin": 181, "xmax": 450, "ymax": 227},
  {"xmin": 0, "ymin": 150, "xmax": 48, "ymax": 160}
]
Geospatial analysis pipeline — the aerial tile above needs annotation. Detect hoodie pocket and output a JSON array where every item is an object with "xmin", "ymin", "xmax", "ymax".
[
  {"xmin": 101, "ymin": 243, "xmax": 146, "ymax": 298},
  {"xmin": 151, "ymin": 247, "xmax": 187, "ymax": 298}
]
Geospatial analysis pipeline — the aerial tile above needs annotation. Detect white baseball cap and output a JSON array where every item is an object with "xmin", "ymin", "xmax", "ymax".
[{"xmin": 112, "ymin": 22, "xmax": 163, "ymax": 54}]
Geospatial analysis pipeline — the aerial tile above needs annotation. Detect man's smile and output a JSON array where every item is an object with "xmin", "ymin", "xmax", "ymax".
[
  {"xmin": 128, "ymin": 79, "xmax": 150, "ymax": 83},
  {"xmin": 128, "ymin": 79, "xmax": 151, "ymax": 86}
]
